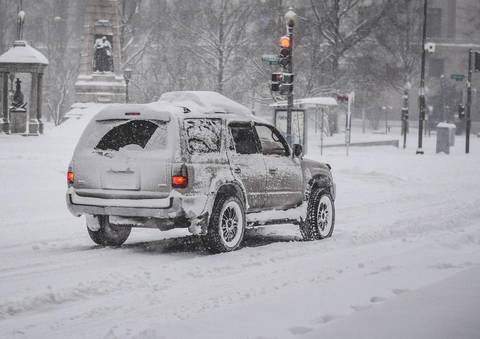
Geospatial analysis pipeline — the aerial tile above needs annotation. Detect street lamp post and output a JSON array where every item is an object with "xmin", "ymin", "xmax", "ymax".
[
  {"xmin": 382, "ymin": 107, "xmax": 388, "ymax": 134},
  {"xmin": 402, "ymin": 82, "xmax": 411, "ymax": 149},
  {"xmin": 417, "ymin": 0, "xmax": 428, "ymax": 154},
  {"xmin": 440, "ymin": 74, "xmax": 446, "ymax": 122},
  {"xmin": 285, "ymin": 8, "xmax": 297, "ymax": 147},
  {"xmin": 466, "ymin": 50, "xmax": 473, "ymax": 154},
  {"xmin": 123, "ymin": 68, "xmax": 132, "ymax": 103}
]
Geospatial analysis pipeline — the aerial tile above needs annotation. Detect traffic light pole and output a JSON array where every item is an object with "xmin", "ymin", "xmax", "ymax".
[
  {"xmin": 417, "ymin": 0, "xmax": 427, "ymax": 155},
  {"xmin": 466, "ymin": 49, "xmax": 473, "ymax": 154},
  {"xmin": 286, "ymin": 25, "xmax": 293, "ymax": 147}
]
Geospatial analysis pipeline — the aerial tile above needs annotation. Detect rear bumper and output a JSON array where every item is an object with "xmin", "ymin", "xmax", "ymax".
[{"xmin": 66, "ymin": 187, "xmax": 208, "ymax": 221}]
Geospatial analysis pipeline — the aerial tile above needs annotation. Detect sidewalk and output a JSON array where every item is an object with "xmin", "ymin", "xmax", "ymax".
[{"xmin": 301, "ymin": 265, "xmax": 480, "ymax": 339}]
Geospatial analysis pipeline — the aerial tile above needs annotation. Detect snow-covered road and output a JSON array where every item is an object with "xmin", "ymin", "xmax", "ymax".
[{"xmin": 1, "ymin": 109, "xmax": 480, "ymax": 338}]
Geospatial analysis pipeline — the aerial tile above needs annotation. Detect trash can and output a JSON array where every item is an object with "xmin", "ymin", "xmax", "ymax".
[{"xmin": 436, "ymin": 123, "xmax": 456, "ymax": 154}]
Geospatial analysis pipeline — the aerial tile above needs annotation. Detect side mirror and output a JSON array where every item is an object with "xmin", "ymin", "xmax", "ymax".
[{"xmin": 293, "ymin": 143, "xmax": 303, "ymax": 157}]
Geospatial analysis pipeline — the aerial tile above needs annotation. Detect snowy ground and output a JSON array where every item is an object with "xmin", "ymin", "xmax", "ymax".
[{"xmin": 1, "ymin": 105, "xmax": 480, "ymax": 339}]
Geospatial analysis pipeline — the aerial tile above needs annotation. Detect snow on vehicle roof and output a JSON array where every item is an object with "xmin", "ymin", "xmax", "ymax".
[
  {"xmin": 157, "ymin": 91, "xmax": 254, "ymax": 117},
  {"xmin": 93, "ymin": 103, "xmax": 175, "ymax": 121},
  {"xmin": 91, "ymin": 92, "xmax": 266, "ymax": 124}
]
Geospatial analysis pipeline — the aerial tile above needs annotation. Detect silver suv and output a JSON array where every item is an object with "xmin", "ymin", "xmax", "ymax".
[{"xmin": 66, "ymin": 91, "xmax": 336, "ymax": 253}]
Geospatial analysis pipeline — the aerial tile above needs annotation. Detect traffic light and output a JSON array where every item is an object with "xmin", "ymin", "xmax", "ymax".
[
  {"xmin": 337, "ymin": 94, "xmax": 348, "ymax": 103},
  {"xmin": 271, "ymin": 72, "xmax": 281, "ymax": 92},
  {"xmin": 474, "ymin": 51, "xmax": 480, "ymax": 73},
  {"xmin": 458, "ymin": 103, "xmax": 465, "ymax": 119},
  {"xmin": 279, "ymin": 36, "xmax": 291, "ymax": 69},
  {"xmin": 279, "ymin": 73, "xmax": 294, "ymax": 95}
]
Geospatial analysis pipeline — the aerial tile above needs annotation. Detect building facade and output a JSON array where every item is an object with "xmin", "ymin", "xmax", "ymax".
[{"xmin": 425, "ymin": 0, "xmax": 480, "ymax": 124}]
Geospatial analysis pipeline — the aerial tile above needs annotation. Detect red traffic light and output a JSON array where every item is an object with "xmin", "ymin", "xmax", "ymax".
[
  {"xmin": 272, "ymin": 72, "xmax": 282, "ymax": 82},
  {"xmin": 279, "ymin": 36, "xmax": 290, "ymax": 48}
]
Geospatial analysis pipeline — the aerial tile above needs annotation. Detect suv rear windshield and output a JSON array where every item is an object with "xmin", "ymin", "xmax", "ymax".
[{"xmin": 87, "ymin": 119, "xmax": 168, "ymax": 152}]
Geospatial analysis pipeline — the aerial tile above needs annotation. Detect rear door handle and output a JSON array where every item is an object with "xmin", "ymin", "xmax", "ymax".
[
  {"xmin": 269, "ymin": 167, "xmax": 278, "ymax": 173},
  {"xmin": 234, "ymin": 167, "xmax": 241, "ymax": 173}
]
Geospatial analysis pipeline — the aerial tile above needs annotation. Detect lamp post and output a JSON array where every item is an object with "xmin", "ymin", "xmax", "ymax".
[
  {"xmin": 417, "ymin": 0, "xmax": 428, "ymax": 154},
  {"xmin": 285, "ymin": 8, "xmax": 297, "ymax": 147},
  {"xmin": 123, "ymin": 68, "xmax": 132, "ymax": 103},
  {"xmin": 402, "ymin": 82, "xmax": 411, "ymax": 149},
  {"xmin": 466, "ymin": 50, "xmax": 473, "ymax": 154},
  {"xmin": 440, "ymin": 74, "xmax": 446, "ymax": 122}
]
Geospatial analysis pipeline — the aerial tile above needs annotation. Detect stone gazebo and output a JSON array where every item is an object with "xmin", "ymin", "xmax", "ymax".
[{"xmin": 0, "ymin": 34, "xmax": 49, "ymax": 135}]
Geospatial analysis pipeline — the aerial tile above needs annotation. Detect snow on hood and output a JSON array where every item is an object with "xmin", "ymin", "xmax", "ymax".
[{"xmin": 157, "ymin": 91, "xmax": 253, "ymax": 116}]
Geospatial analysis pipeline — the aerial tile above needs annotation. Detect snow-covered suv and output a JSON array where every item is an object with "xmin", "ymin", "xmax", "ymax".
[{"xmin": 66, "ymin": 91, "xmax": 336, "ymax": 253}]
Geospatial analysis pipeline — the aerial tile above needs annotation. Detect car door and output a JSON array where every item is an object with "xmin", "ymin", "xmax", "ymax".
[
  {"xmin": 254, "ymin": 123, "xmax": 303, "ymax": 210},
  {"xmin": 227, "ymin": 122, "xmax": 267, "ymax": 212}
]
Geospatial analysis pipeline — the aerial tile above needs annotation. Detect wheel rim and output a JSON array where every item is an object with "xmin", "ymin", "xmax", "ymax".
[
  {"xmin": 220, "ymin": 201, "xmax": 243, "ymax": 246},
  {"xmin": 317, "ymin": 195, "xmax": 333, "ymax": 237}
]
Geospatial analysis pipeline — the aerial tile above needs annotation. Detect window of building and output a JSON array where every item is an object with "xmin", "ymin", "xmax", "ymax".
[
  {"xmin": 427, "ymin": 8, "xmax": 442, "ymax": 38},
  {"xmin": 428, "ymin": 58, "xmax": 445, "ymax": 78}
]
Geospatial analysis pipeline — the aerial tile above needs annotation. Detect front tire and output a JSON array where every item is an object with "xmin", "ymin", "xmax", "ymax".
[
  {"xmin": 202, "ymin": 195, "xmax": 246, "ymax": 253},
  {"xmin": 86, "ymin": 215, "xmax": 131, "ymax": 246},
  {"xmin": 302, "ymin": 188, "xmax": 335, "ymax": 241}
]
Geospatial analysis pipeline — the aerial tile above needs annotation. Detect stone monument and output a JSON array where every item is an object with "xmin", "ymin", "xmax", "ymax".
[
  {"xmin": 74, "ymin": 0, "xmax": 126, "ymax": 103},
  {"xmin": 0, "ymin": 9, "xmax": 49, "ymax": 135}
]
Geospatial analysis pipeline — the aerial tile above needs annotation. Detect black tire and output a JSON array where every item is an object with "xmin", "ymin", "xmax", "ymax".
[
  {"xmin": 202, "ymin": 195, "xmax": 246, "ymax": 253},
  {"xmin": 302, "ymin": 188, "xmax": 335, "ymax": 241},
  {"xmin": 86, "ymin": 215, "xmax": 131, "ymax": 246}
]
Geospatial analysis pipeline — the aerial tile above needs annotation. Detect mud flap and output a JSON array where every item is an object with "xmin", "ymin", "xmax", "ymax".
[{"xmin": 188, "ymin": 212, "xmax": 209, "ymax": 235}]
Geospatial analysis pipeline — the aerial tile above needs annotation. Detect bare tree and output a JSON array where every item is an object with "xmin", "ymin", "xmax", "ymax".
[
  {"xmin": 24, "ymin": 0, "xmax": 82, "ymax": 125},
  {"xmin": 297, "ymin": 0, "xmax": 397, "ymax": 98},
  {"xmin": 375, "ymin": 0, "xmax": 422, "ymax": 93},
  {"xmin": 172, "ymin": 0, "xmax": 258, "ymax": 96},
  {"xmin": 0, "ymin": 0, "xmax": 17, "ymax": 52}
]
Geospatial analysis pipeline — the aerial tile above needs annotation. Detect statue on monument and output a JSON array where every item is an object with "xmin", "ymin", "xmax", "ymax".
[
  {"xmin": 12, "ymin": 78, "xmax": 26, "ymax": 109},
  {"xmin": 93, "ymin": 36, "xmax": 113, "ymax": 73}
]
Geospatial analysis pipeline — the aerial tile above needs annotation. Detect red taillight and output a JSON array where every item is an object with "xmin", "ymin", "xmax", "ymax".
[
  {"xmin": 172, "ymin": 164, "xmax": 188, "ymax": 188},
  {"xmin": 67, "ymin": 171, "xmax": 74, "ymax": 184},
  {"xmin": 172, "ymin": 175, "xmax": 188, "ymax": 188}
]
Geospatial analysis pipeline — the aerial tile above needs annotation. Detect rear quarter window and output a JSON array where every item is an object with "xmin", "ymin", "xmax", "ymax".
[{"xmin": 184, "ymin": 118, "xmax": 222, "ymax": 154}]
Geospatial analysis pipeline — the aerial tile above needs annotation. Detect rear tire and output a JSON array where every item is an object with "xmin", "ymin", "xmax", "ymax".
[
  {"xmin": 202, "ymin": 195, "xmax": 246, "ymax": 253},
  {"xmin": 302, "ymin": 188, "xmax": 335, "ymax": 241},
  {"xmin": 86, "ymin": 215, "xmax": 131, "ymax": 246}
]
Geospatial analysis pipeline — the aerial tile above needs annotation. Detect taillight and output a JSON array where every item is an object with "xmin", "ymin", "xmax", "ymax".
[
  {"xmin": 172, "ymin": 175, "xmax": 187, "ymax": 188},
  {"xmin": 67, "ymin": 171, "xmax": 74, "ymax": 185},
  {"xmin": 172, "ymin": 164, "xmax": 188, "ymax": 188}
]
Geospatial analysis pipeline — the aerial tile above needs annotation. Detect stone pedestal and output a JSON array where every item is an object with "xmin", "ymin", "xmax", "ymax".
[
  {"xmin": 74, "ymin": 0, "xmax": 126, "ymax": 104},
  {"xmin": 10, "ymin": 108, "xmax": 26, "ymax": 133}
]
